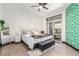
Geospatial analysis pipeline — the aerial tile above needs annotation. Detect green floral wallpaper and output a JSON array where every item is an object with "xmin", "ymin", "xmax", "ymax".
[{"xmin": 66, "ymin": 3, "xmax": 79, "ymax": 50}]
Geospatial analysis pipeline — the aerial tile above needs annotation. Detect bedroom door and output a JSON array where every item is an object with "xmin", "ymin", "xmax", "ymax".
[
  {"xmin": 49, "ymin": 22, "xmax": 54, "ymax": 35},
  {"xmin": 46, "ymin": 21, "xmax": 54, "ymax": 35}
]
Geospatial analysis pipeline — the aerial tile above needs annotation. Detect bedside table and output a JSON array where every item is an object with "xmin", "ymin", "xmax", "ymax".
[{"xmin": 14, "ymin": 33, "xmax": 21, "ymax": 43}]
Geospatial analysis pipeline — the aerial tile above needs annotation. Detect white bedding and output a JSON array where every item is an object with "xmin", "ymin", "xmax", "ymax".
[{"xmin": 22, "ymin": 34, "xmax": 53, "ymax": 49}]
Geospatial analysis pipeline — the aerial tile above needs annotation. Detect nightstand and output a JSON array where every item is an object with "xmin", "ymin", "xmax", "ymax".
[{"xmin": 14, "ymin": 33, "xmax": 21, "ymax": 43}]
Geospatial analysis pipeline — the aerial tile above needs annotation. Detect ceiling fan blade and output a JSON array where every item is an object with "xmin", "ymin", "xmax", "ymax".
[
  {"xmin": 43, "ymin": 6, "xmax": 48, "ymax": 10},
  {"xmin": 39, "ymin": 3, "xmax": 48, "ymax": 6},
  {"xmin": 31, "ymin": 5, "xmax": 38, "ymax": 7}
]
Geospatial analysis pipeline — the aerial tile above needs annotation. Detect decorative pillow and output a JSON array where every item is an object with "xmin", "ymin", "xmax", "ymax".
[
  {"xmin": 22, "ymin": 30, "xmax": 27, "ymax": 34},
  {"xmin": 27, "ymin": 31, "xmax": 33, "ymax": 36},
  {"xmin": 32, "ymin": 31, "xmax": 41, "ymax": 35},
  {"xmin": 3, "ymin": 31, "xmax": 9, "ymax": 35}
]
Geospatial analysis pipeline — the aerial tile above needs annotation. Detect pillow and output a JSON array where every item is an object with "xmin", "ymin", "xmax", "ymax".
[
  {"xmin": 22, "ymin": 30, "xmax": 27, "ymax": 34},
  {"xmin": 27, "ymin": 31, "xmax": 33, "ymax": 36},
  {"xmin": 3, "ymin": 31, "xmax": 9, "ymax": 35},
  {"xmin": 32, "ymin": 31, "xmax": 41, "ymax": 35}
]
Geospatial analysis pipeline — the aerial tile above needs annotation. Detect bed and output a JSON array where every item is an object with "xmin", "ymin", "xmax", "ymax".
[{"xmin": 22, "ymin": 33, "xmax": 53, "ymax": 49}]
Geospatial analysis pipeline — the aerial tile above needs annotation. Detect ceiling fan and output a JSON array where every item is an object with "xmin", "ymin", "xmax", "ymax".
[{"xmin": 31, "ymin": 3, "xmax": 48, "ymax": 11}]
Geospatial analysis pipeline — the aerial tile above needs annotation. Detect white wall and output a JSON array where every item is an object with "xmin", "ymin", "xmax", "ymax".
[
  {"xmin": 0, "ymin": 3, "xmax": 43, "ymax": 35},
  {"xmin": 0, "ymin": 4, "xmax": 1, "ymax": 19},
  {"xmin": 61, "ymin": 11, "xmax": 66, "ymax": 42},
  {"xmin": 61, "ymin": 4, "xmax": 70, "ymax": 42}
]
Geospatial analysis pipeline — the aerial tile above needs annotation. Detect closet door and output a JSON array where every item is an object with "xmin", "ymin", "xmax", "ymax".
[{"xmin": 66, "ymin": 3, "xmax": 79, "ymax": 50}]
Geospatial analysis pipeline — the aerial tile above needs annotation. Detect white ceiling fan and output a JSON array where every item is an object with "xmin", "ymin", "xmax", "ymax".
[{"xmin": 31, "ymin": 3, "xmax": 48, "ymax": 11}]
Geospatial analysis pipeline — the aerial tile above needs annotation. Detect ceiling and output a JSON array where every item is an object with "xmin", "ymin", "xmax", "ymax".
[{"xmin": 22, "ymin": 3, "xmax": 68, "ymax": 17}]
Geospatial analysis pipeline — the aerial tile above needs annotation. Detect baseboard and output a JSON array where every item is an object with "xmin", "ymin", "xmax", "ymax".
[
  {"xmin": 62, "ymin": 41, "xmax": 79, "ymax": 51},
  {"xmin": 0, "ymin": 41, "xmax": 21, "ymax": 47},
  {"xmin": 0, "ymin": 42, "xmax": 15, "ymax": 47},
  {"xmin": 15, "ymin": 42, "xmax": 21, "ymax": 44}
]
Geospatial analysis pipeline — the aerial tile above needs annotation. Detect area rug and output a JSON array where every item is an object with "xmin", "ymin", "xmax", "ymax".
[
  {"xmin": 27, "ymin": 46, "xmax": 55, "ymax": 56},
  {"xmin": 27, "ymin": 49, "xmax": 42, "ymax": 56}
]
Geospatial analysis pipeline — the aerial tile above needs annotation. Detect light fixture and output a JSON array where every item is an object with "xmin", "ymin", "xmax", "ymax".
[{"xmin": 39, "ymin": 6, "xmax": 42, "ymax": 8}]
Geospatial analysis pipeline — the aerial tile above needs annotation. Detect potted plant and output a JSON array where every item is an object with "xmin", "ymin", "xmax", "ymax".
[{"xmin": 0, "ymin": 20, "xmax": 5, "ymax": 30}]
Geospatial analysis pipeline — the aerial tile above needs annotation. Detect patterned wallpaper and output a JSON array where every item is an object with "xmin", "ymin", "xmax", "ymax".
[{"xmin": 66, "ymin": 3, "xmax": 79, "ymax": 50}]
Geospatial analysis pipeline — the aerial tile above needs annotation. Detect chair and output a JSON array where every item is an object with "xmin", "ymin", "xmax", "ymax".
[{"xmin": 0, "ymin": 27, "xmax": 13, "ymax": 45}]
